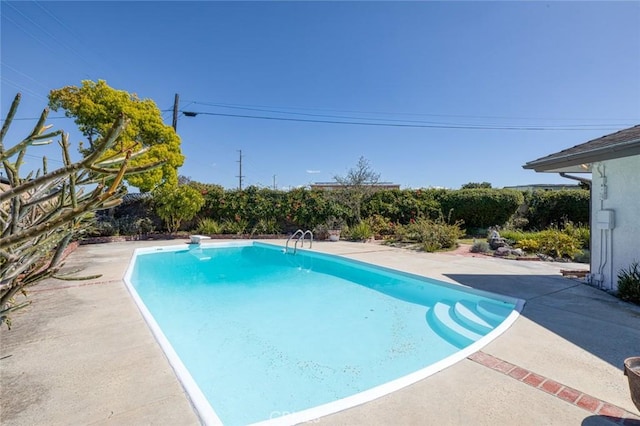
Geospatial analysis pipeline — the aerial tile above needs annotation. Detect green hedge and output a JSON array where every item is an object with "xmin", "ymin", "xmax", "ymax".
[
  {"xmin": 362, "ymin": 189, "xmax": 440, "ymax": 224},
  {"xmin": 99, "ymin": 186, "xmax": 589, "ymax": 236},
  {"xmin": 437, "ymin": 189, "xmax": 524, "ymax": 229},
  {"xmin": 525, "ymin": 190, "xmax": 590, "ymax": 230}
]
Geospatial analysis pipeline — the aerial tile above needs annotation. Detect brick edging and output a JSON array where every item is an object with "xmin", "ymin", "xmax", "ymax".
[{"xmin": 468, "ymin": 351, "xmax": 640, "ymax": 425}]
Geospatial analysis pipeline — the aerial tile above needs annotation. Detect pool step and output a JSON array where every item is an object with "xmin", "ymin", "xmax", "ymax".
[
  {"xmin": 477, "ymin": 300, "xmax": 513, "ymax": 324},
  {"xmin": 189, "ymin": 248, "xmax": 211, "ymax": 261},
  {"xmin": 453, "ymin": 300, "xmax": 494, "ymax": 334},
  {"xmin": 428, "ymin": 299, "xmax": 511, "ymax": 348},
  {"xmin": 427, "ymin": 301, "xmax": 482, "ymax": 348}
]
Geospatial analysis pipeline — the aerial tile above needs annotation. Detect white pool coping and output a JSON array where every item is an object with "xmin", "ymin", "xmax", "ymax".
[{"xmin": 124, "ymin": 241, "xmax": 525, "ymax": 426}]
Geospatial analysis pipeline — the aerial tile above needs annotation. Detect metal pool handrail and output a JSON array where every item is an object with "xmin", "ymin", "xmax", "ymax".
[{"xmin": 285, "ymin": 229, "xmax": 313, "ymax": 254}]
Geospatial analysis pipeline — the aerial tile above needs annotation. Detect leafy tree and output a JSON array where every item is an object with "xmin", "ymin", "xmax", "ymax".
[
  {"xmin": 153, "ymin": 184, "xmax": 204, "ymax": 233},
  {"xmin": 461, "ymin": 182, "xmax": 492, "ymax": 189},
  {"xmin": 49, "ymin": 80, "xmax": 184, "ymax": 192},
  {"xmin": 332, "ymin": 156, "xmax": 381, "ymax": 223}
]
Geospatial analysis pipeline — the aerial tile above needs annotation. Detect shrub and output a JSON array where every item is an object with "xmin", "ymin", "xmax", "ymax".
[
  {"xmin": 196, "ymin": 218, "xmax": 222, "ymax": 235},
  {"xmin": 526, "ymin": 189, "xmax": 589, "ymax": 230},
  {"xmin": 91, "ymin": 220, "xmax": 116, "ymax": 237},
  {"xmin": 517, "ymin": 238, "xmax": 540, "ymax": 253},
  {"xmin": 222, "ymin": 218, "xmax": 248, "ymax": 235},
  {"xmin": 617, "ymin": 261, "xmax": 640, "ymax": 304},
  {"xmin": 366, "ymin": 214, "xmax": 394, "ymax": 238},
  {"xmin": 153, "ymin": 184, "xmax": 205, "ymax": 233},
  {"xmin": 251, "ymin": 218, "xmax": 281, "ymax": 235},
  {"xmin": 504, "ymin": 216, "xmax": 529, "ymax": 231},
  {"xmin": 500, "ymin": 229, "xmax": 528, "ymax": 244},
  {"xmin": 470, "ymin": 241, "xmax": 490, "ymax": 253},
  {"xmin": 563, "ymin": 221, "xmax": 590, "ymax": 250},
  {"xmin": 393, "ymin": 217, "xmax": 464, "ymax": 252},
  {"xmin": 536, "ymin": 229, "xmax": 581, "ymax": 259},
  {"xmin": 348, "ymin": 221, "xmax": 374, "ymax": 241},
  {"xmin": 362, "ymin": 189, "xmax": 441, "ymax": 224},
  {"xmin": 438, "ymin": 189, "xmax": 524, "ymax": 229},
  {"xmin": 313, "ymin": 223, "xmax": 329, "ymax": 240}
]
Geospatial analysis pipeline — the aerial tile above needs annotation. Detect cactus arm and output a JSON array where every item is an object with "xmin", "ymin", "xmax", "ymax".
[
  {"xmin": 0, "ymin": 93, "xmax": 21, "ymax": 147},
  {"xmin": 0, "ymin": 114, "xmax": 128, "ymax": 203}
]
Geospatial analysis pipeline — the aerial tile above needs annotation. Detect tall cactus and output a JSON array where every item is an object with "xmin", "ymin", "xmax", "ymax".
[{"xmin": 0, "ymin": 93, "xmax": 163, "ymax": 328}]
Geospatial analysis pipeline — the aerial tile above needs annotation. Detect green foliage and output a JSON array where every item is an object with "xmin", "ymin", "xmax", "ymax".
[
  {"xmin": 365, "ymin": 214, "xmax": 395, "ymax": 238},
  {"xmin": 92, "ymin": 193, "xmax": 159, "ymax": 237},
  {"xmin": 525, "ymin": 189, "xmax": 590, "ymax": 230},
  {"xmin": 94, "ymin": 216, "xmax": 154, "ymax": 236},
  {"xmin": 196, "ymin": 218, "xmax": 222, "ymax": 235},
  {"xmin": 49, "ymin": 80, "xmax": 184, "ymax": 191},
  {"xmin": 536, "ymin": 229, "xmax": 581, "ymax": 259},
  {"xmin": 362, "ymin": 189, "xmax": 440, "ymax": 224},
  {"xmin": 286, "ymin": 188, "xmax": 346, "ymax": 230},
  {"xmin": 153, "ymin": 184, "xmax": 204, "ymax": 233},
  {"xmin": 390, "ymin": 217, "xmax": 464, "ymax": 252},
  {"xmin": 504, "ymin": 216, "xmax": 529, "ymax": 231},
  {"xmin": 438, "ymin": 189, "xmax": 524, "ymax": 229},
  {"xmin": 499, "ymin": 229, "xmax": 528, "ymax": 243},
  {"xmin": 251, "ymin": 218, "xmax": 281, "ymax": 235},
  {"xmin": 347, "ymin": 221, "xmax": 374, "ymax": 241},
  {"xmin": 461, "ymin": 182, "xmax": 492, "ymax": 189},
  {"xmin": 617, "ymin": 262, "xmax": 640, "ymax": 304},
  {"xmin": 222, "ymin": 218, "xmax": 248, "ymax": 235},
  {"xmin": 562, "ymin": 221, "xmax": 590, "ymax": 250},
  {"xmin": 516, "ymin": 239, "xmax": 540, "ymax": 253},
  {"xmin": 470, "ymin": 241, "xmax": 490, "ymax": 253}
]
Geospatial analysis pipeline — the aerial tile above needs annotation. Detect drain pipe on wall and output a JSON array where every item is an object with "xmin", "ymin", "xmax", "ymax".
[{"xmin": 593, "ymin": 164, "xmax": 615, "ymax": 290}]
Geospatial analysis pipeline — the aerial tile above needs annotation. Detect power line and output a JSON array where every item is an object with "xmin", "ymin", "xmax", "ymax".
[
  {"xmin": 1, "ymin": 109, "xmax": 173, "ymax": 123},
  {"xmin": 190, "ymin": 102, "xmax": 633, "ymax": 129},
  {"xmin": 1, "ymin": 62, "xmax": 51, "ymax": 92},
  {"xmin": 185, "ymin": 99, "xmax": 639, "ymax": 123},
  {"xmin": 5, "ymin": 2, "xmax": 96, "ymax": 71},
  {"xmin": 180, "ymin": 110, "xmax": 629, "ymax": 131},
  {"xmin": 0, "ymin": 116, "xmax": 67, "ymax": 122}
]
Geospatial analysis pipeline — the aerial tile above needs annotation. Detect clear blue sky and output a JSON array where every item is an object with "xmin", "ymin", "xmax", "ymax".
[{"xmin": 2, "ymin": 1, "xmax": 639, "ymax": 190}]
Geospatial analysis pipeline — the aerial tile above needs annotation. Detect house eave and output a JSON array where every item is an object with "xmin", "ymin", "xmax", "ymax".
[{"xmin": 523, "ymin": 140, "xmax": 640, "ymax": 173}]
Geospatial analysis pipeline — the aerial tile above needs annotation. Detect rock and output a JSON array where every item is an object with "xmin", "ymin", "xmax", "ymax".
[
  {"xmin": 494, "ymin": 247, "xmax": 511, "ymax": 257},
  {"xmin": 537, "ymin": 253, "xmax": 554, "ymax": 261},
  {"xmin": 511, "ymin": 248, "xmax": 524, "ymax": 257}
]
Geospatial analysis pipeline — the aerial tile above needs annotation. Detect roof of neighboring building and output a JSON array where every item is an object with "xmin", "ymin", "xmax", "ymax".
[
  {"xmin": 523, "ymin": 125, "xmax": 640, "ymax": 173},
  {"xmin": 503, "ymin": 183, "xmax": 582, "ymax": 191}
]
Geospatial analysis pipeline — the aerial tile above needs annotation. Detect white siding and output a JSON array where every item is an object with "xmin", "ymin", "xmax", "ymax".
[{"xmin": 591, "ymin": 156, "xmax": 640, "ymax": 290}]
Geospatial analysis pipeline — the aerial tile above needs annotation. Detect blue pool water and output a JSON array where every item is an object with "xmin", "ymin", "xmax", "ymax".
[{"xmin": 126, "ymin": 242, "xmax": 522, "ymax": 425}]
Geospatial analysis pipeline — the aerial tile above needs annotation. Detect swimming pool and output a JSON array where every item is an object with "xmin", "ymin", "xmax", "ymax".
[{"xmin": 125, "ymin": 241, "xmax": 523, "ymax": 425}]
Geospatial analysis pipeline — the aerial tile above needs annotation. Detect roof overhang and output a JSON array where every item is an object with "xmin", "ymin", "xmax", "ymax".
[{"xmin": 523, "ymin": 139, "xmax": 640, "ymax": 173}]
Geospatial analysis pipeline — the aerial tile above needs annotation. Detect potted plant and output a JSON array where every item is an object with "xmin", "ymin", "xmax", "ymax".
[
  {"xmin": 325, "ymin": 217, "xmax": 344, "ymax": 242},
  {"xmin": 624, "ymin": 357, "xmax": 640, "ymax": 411}
]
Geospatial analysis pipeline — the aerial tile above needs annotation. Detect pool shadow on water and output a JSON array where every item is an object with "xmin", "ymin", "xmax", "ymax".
[{"xmin": 445, "ymin": 273, "xmax": 640, "ymax": 370}]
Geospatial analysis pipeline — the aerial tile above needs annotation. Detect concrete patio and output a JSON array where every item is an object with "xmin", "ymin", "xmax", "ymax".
[{"xmin": 1, "ymin": 239, "xmax": 639, "ymax": 425}]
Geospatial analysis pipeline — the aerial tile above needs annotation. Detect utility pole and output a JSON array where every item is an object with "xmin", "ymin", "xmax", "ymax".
[
  {"xmin": 236, "ymin": 149, "xmax": 244, "ymax": 190},
  {"xmin": 172, "ymin": 93, "xmax": 179, "ymax": 131},
  {"xmin": 273, "ymin": 174, "xmax": 277, "ymax": 190}
]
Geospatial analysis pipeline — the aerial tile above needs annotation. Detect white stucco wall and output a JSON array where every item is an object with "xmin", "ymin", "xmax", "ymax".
[{"xmin": 590, "ymin": 155, "xmax": 640, "ymax": 291}]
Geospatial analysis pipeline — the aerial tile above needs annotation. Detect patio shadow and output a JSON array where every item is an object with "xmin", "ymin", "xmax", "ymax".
[{"xmin": 445, "ymin": 273, "xmax": 640, "ymax": 370}]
